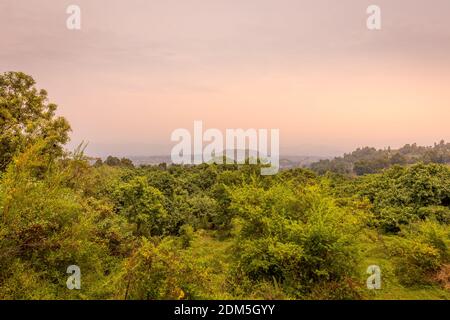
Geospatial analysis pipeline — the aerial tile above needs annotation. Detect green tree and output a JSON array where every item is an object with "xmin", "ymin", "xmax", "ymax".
[
  {"xmin": 105, "ymin": 156, "xmax": 121, "ymax": 166},
  {"xmin": 229, "ymin": 182, "xmax": 365, "ymax": 298},
  {"xmin": 0, "ymin": 142, "xmax": 112, "ymax": 299},
  {"xmin": 114, "ymin": 176, "xmax": 168, "ymax": 236},
  {"xmin": 0, "ymin": 72, "xmax": 71, "ymax": 171}
]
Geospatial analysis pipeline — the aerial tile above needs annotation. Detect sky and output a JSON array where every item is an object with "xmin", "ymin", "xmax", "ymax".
[{"xmin": 1, "ymin": 0, "xmax": 450, "ymax": 157}]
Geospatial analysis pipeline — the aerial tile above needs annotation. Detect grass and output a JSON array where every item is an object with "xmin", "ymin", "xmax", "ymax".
[
  {"xmin": 185, "ymin": 229, "xmax": 449, "ymax": 299},
  {"xmin": 184, "ymin": 230, "xmax": 234, "ymax": 299},
  {"xmin": 358, "ymin": 230, "xmax": 450, "ymax": 300}
]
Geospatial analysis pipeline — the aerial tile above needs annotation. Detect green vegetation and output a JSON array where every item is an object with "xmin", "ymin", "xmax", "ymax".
[
  {"xmin": 311, "ymin": 143, "xmax": 450, "ymax": 176},
  {"xmin": 0, "ymin": 72, "xmax": 449, "ymax": 300}
]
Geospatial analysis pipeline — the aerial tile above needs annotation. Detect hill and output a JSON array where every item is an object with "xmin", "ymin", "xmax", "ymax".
[{"xmin": 310, "ymin": 141, "xmax": 450, "ymax": 175}]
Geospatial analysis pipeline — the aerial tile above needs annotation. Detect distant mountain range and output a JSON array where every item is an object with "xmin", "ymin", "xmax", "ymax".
[{"xmin": 127, "ymin": 154, "xmax": 327, "ymax": 169}]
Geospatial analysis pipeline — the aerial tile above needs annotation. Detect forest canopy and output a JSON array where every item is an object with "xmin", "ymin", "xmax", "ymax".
[{"xmin": 310, "ymin": 142, "xmax": 450, "ymax": 176}]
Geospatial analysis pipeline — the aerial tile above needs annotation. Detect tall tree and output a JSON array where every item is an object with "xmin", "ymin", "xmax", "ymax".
[{"xmin": 0, "ymin": 72, "xmax": 71, "ymax": 170}]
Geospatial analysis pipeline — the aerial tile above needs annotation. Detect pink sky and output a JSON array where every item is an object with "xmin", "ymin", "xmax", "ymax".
[{"xmin": 1, "ymin": 0, "xmax": 450, "ymax": 157}]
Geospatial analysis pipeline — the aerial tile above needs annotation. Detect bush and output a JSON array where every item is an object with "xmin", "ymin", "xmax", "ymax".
[
  {"xmin": 187, "ymin": 195, "xmax": 219, "ymax": 229},
  {"xmin": 116, "ymin": 238, "xmax": 206, "ymax": 300},
  {"xmin": 229, "ymin": 183, "xmax": 366, "ymax": 297},
  {"xmin": 0, "ymin": 143, "xmax": 114, "ymax": 299},
  {"xmin": 387, "ymin": 221, "xmax": 449, "ymax": 286},
  {"xmin": 357, "ymin": 163, "xmax": 450, "ymax": 232},
  {"xmin": 417, "ymin": 206, "xmax": 450, "ymax": 224},
  {"xmin": 179, "ymin": 224, "xmax": 195, "ymax": 248},
  {"xmin": 113, "ymin": 176, "xmax": 168, "ymax": 236}
]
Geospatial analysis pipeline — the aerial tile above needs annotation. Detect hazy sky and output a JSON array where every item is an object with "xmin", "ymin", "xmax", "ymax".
[{"xmin": 1, "ymin": 0, "xmax": 450, "ymax": 157}]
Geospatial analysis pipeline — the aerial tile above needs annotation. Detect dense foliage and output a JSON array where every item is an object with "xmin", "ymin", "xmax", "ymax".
[
  {"xmin": 311, "ymin": 142, "xmax": 450, "ymax": 176},
  {"xmin": 0, "ymin": 72, "xmax": 449, "ymax": 299}
]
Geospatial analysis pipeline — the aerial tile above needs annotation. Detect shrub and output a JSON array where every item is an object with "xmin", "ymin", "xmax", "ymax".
[
  {"xmin": 179, "ymin": 224, "xmax": 195, "ymax": 248},
  {"xmin": 0, "ymin": 143, "xmax": 113, "ymax": 299},
  {"xmin": 357, "ymin": 163, "xmax": 450, "ymax": 232},
  {"xmin": 229, "ymin": 183, "xmax": 366, "ymax": 297},
  {"xmin": 387, "ymin": 221, "xmax": 449, "ymax": 286},
  {"xmin": 113, "ymin": 176, "xmax": 168, "ymax": 237},
  {"xmin": 117, "ymin": 238, "xmax": 206, "ymax": 300}
]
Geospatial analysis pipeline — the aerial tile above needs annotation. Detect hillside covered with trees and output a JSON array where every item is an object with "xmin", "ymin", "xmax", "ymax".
[
  {"xmin": 0, "ymin": 72, "xmax": 449, "ymax": 299},
  {"xmin": 310, "ymin": 143, "xmax": 450, "ymax": 176}
]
